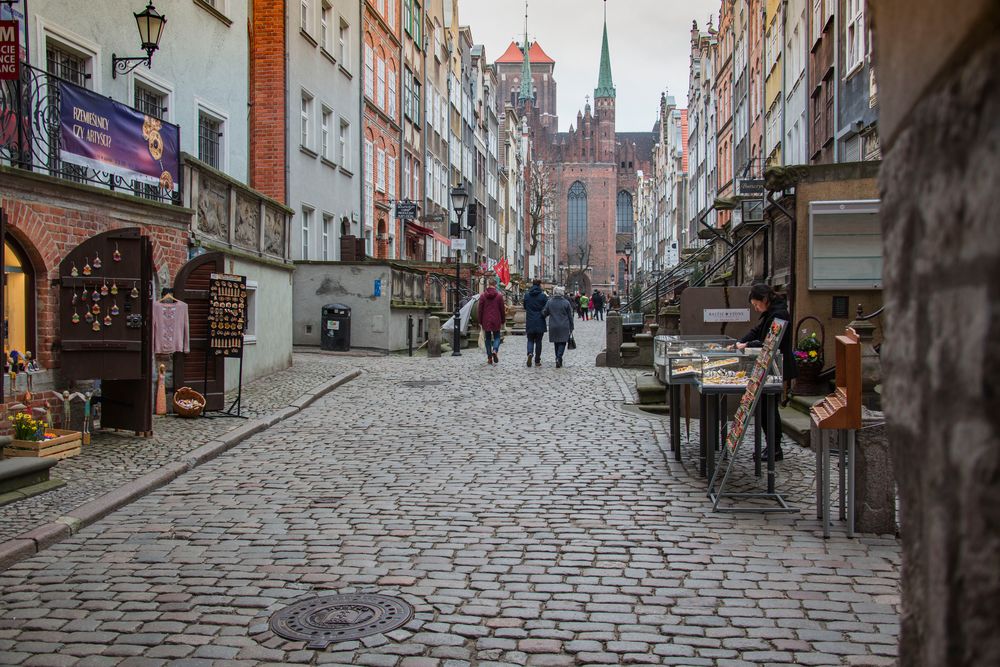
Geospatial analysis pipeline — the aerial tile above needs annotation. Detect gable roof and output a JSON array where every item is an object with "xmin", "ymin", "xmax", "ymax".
[{"xmin": 496, "ymin": 41, "xmax": 555, "ymax": 65}]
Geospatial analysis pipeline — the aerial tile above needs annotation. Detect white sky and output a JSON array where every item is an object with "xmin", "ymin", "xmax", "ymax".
[{"xmin": 457, "ymin": 0, "xmax": 718, "ymax": 132}]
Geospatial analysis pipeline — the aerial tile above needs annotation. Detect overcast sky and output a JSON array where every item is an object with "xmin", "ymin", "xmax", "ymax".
[{"xmin": 457, "ymin": 0, "xmax": 718, "ymax": 132}]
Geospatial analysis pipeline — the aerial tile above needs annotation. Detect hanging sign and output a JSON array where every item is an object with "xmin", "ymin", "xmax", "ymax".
[
  {"xmin": 395, "ymin": 200, "xmax": 418, "ymax": 220},
  {"xmin": 0, "ymin": 21, "xmax": 19, "ymax": 80},
  {"xmin": 724, "ymin": 318, "xmax": 787, "ymax": 453},
  {"xmin": 208, "ymin": 273, "xmax": 247, "ymax": 358},
  {"xmin": 450, "ymin": 238, "xmax": 466, "ymax": 251},
  {"xmin": 59, "ymin": 80, "xmax": 181, "ymax": 193}
]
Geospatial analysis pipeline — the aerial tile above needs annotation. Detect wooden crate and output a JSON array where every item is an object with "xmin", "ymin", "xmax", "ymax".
[{"xmin": 3, "ymin": 429, "xmax": 83, "ymax": 460}]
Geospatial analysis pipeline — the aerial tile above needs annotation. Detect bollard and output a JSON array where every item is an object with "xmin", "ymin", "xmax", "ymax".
[
  {"xmin": 605, "ymin": 311, "xmax": 623, "ymax": 367},
  {"xmin": 427, "ymin": 316, "xmax": 442, "ymax": 358},
  {"xmin": 407, "ymin": 315, "xmax": 414, "ymax": 357}
]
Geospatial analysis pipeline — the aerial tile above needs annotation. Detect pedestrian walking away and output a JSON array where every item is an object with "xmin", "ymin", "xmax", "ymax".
[
  {"xmin": 477, "ymin": 278, "xmax": 506, "ymax": 365},
  {"xmin": 608, "ymin": 290, "xmax": 621, "ymax": 311},
  {"xmin": 579, "ymin": 293, "xmax": 590, "ymax": 320},
  {"xmin": 523, "ymin": 279, "xmax": 548, "ymax": 367},
  {"xmin": 543, "ymin": 286, "xmax": 575, "ymax": 368},
  {"xmin": 592, "ymin": 289, "xmax": 605, "ymax": 320},
  {"xmin": 735, "ymin": 282, "xmax": 798, "ymax": 460}
]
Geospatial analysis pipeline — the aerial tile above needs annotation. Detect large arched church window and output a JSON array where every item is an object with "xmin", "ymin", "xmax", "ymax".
[
  {"xmin": 616, "ymin": 191, "xmax": 634, "ymax": 233},
  {"xmin": 4, "ymin": 236, "xmax": 36, "ymax": 361},
  {"xmin": 567, "ymin": 181, "xmax": 588, "ymax": 254}
]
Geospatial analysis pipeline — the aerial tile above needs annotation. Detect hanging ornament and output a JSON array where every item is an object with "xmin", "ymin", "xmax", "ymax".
[
  {"xmin": 92, "ymin": 320, "xmax": 101, "ymax": 332},
  {"xmin": 82, "ymin": 257, "xmax": 92, "ymax": 276},
  {"xmin": 85, "ymin": 311, "xmax": 94, "ymax": 323},
  {"xmin": 131, "ymin": 283, "xmax": 140, "ymax": 299},
  {"xmin": 110, "ymin": 280, "xmax": 118, "ymax": 295},
  {"xmin": 110, "ymin": 301, "xmax": 120, "ymax": 316},
  {"xmin": 92, "ymin": 288, "xmax": 101, "ymax": 302},
  {"xmin": 72, "ymin": 287, "xmax": 78, "ymax": 305},
  {"xmin": 70, "ymin": 262, "xmax": 79, "ymax": 277},
  {"xmin": 71, "ymin": 309, "xmax": 80, "ymax": 324},
  {"xmin": 81, "ymin": 285, "xmax": 89, "ymax": 302},
  {"xmin": 113, "ymin": 243, "xmax": 122, "ymax": 262},
  {"xmin": 92, "ymin": 252, "xmax": 102, "ymax": 270},
  {"xmin": 91, "ymin": 303, "xmax": 100, "ymax": 315},
  {"xmin": 100, "ymin": 280, "xmax": 109, "ymax": 296},
  {"xmin": 103, "ymin": 314, "xmax": 112, "ymax": 326}
]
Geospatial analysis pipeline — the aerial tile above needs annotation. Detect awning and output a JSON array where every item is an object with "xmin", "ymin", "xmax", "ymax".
[{"xmin": 405, "ymin": 221, "xmax": 434, "ymax": 236}]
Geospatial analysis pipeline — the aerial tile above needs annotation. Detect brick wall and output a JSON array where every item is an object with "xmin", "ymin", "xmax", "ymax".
[{"xmin": 250, "ymin": 0, "xmax": 287, "ymax": 204}]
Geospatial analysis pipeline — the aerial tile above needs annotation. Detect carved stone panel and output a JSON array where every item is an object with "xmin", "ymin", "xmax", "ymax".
[
  {"xmin": 197, "ymin": 177, "xmax": 229, "ymax": 241},
  {"xmin": 263, "ymin": 206, "xmax": 285, "ymax": 257},
  {"xmin": 235, "ymin": 194, "xmax": 260, "ymax": 250}
]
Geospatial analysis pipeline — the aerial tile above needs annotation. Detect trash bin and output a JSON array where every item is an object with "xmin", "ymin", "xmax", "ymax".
[{"xmin": 321, "ymin": 304, "xmax": 351, "ymax": 351}]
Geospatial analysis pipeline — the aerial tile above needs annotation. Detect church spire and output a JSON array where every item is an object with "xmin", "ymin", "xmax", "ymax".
[
  {"xmin": 594, "ymin": 0, "xmax": 615, "ymax": 99},
  {"xmin": 518, "ymin": 2, "xmax": 534, "ymax": 104}
]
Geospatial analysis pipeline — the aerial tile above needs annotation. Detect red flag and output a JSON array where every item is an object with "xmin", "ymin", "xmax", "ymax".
[{"xmin": 495, "ymin": 258, "xmax": 511, "ymax": 286}]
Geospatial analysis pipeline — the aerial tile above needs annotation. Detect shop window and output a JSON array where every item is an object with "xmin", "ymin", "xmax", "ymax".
[
  {"xmin": 4, "ymin": 238, "xmax": 35, "ymax": 362},
  {"xmin": 244, "ymin": 280, "xmax": 257, "ymax": 343}
]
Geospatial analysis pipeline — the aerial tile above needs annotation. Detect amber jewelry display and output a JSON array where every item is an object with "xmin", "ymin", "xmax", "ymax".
[
  {"xmin": 93, "ymin": 252, "xmax": 102, "ymax": 269},
  {"xmin": 83, "ymin": 257, "xmax": 92, "ymax": 276},
  {"xmin": 100, "ymin": 279, "xmax": 109, "ymax": 296},
  {"xmin": 110, "ymin": 280, "xmax": 118, "ymax": 295},
  {"xmin": 113, "ymin": 243, "xmax": 122, "ymax": 262},
  {"xmin": 131, "ymin": 283, "xmax": 140, "ymax": 299}
]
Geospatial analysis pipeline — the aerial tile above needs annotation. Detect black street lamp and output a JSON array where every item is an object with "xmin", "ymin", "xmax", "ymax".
[
  {"xmin": 623, "ymin": 241, "xmax": 633, "ymax": 311},
  {"xmin": 450, "ymin": 184, "xmax": 469, "ymax": 357},
  {"xmin": 651, "ymin": 265, "xmax": 663, "ymax": 327},
  {"xmin": 112, "ymin": 2, "xmax": 168, "ymax": 79}
]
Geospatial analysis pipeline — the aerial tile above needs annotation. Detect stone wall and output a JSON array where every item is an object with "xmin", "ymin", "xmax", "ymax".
[{"xmin": 873, "ymin": 1, "xmax": 1000, "ymax": 664}]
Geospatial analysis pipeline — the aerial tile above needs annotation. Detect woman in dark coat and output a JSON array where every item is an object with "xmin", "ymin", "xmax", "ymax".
[
  {"xmin": 542, "ymin": 286, "xmax": 575, "ymax": 368},
  {"xmin": 522, "ymin": 279, "xmax": 548, "ymax": 367},
  {"xmin": 737, "ymin": 283, "xmax": 797, "ymax": 460}
]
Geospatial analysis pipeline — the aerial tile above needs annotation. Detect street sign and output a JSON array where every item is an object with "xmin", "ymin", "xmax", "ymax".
[
  {"xmin": 395, "ymin": 200, "xmax": 418, "ymax": 220},
  {"xmin": 450, "ymin": 238, "xmax": 466, "ymax": 251},
  {"xmin": 738, "ymin": 178, "xmax": 765, "ymax": 197}
]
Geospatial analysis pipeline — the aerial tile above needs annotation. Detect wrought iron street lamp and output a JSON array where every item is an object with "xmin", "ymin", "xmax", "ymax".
[
  {"xmin": 623, "ymin": 241, "xmax": 633, "ymax": 310},
  {"xmin": 112, "ymin": 2, "xmax": 167, "ymax": 79},
  {"xmin": 449, "ymin": 184, "xmax": 469, "ymax": 357}
]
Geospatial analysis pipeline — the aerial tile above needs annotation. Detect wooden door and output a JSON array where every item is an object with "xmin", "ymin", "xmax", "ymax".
[
  {"xmin": 172, "ymin": 252, "xmax": 226, "ymax": 410},
  {"xmin": 59, "ymin": 228, "xmax": 153, "ymax": 433}
]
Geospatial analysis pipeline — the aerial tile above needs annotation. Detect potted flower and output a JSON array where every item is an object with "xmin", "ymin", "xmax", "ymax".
[
  {"xmin": 4, "ymin": 411, "xmax": 83, "ymax": 460},
  {"xmin": 793, "ymin": 330, "xmax": 825, "ymax": 393}
]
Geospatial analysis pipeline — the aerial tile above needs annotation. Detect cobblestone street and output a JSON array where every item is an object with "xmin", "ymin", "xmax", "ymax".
[{"xmin": 0, "ymin": 321, "xmax": 901, "ymax": 666}]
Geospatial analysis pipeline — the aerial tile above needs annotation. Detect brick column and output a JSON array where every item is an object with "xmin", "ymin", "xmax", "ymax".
[{"xmin": 250, "ymin": 0, "xmax": 287, "ymax": 204}]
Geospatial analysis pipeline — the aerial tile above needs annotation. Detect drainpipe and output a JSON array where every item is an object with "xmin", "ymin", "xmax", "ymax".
[
  {"xmin": 832, "ymin": 2, "xmax": 839, "ymax": 163},
  {"xmin": 780, "ymin": 0, "xmax": 787, "ymax": 166},
  {"xmin": 359, "ymin": 4, "xmax": 366, "ymax": 245}
]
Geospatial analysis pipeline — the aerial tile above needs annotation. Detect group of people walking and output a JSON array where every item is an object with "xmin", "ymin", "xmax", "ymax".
[{"xmin": 572, "ymin": 290, "xmax": 607, "ymax": 321}]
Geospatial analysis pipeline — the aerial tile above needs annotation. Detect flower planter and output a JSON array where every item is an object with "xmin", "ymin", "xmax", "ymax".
[
  {"xmin": 2, "ymin": 429, "xmax": 83, "ymax": 460},
  {"xmin": 793, "ymin": 361, "xmax": 826, "ymax": 395}
]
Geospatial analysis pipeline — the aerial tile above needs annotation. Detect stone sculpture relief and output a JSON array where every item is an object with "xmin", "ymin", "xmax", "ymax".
[
  {"xmin": 197, "ymin": 177, "xmax": 228, "ymax": 241},
  {"xmin": 263, "ymin": 206, "xmax": 286, "ymax": 257},
  {"xmin": 235, "ymin": 195, "xmax": 260, "ymax": 250}
]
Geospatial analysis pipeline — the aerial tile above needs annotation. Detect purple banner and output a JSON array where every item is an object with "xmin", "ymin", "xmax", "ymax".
[{"xmin": 60, "ymin": 81, "xmax": 180, "ymax": 192}]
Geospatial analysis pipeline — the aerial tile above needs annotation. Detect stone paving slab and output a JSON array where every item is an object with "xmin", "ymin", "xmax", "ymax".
[{"xmin": 0, "ymin": 322, "xmax": 901, "ymax": 665}]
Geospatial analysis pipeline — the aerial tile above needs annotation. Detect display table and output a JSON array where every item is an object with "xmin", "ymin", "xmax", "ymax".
[{"xmin": 696, "ymin": 382, "xmax": 782, "ymax": 484}]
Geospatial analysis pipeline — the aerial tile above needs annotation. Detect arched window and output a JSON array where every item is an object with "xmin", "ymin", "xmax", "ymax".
[
  {"xmin": 616, "ymin": 190, "xmax": 634, "ymax": 233},
  {"xmin": 617, "ymin": 258, "xmax": 626, "ymax": 291},
  {"xmin": 567, "ymin": 181, "xmax": 587, "ymax": 253},
  {"xmin": 4, "ymin": 236, "xmax": 36, "ymax": 359}
]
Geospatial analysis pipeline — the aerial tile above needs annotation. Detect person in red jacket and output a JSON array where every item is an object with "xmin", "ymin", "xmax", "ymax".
[{"xmin": 477, "ymin": 278, "xmax": 506, "ymax": 365}]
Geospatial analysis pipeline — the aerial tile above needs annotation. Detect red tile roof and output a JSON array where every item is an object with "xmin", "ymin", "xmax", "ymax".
[{"xmin": 496, "ymin": 41, "xmax": 555, "ymax": 65}]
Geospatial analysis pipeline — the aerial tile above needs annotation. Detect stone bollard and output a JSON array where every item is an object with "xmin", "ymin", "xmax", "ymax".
[
  {"xmin": 427, "ymin": 316, "xmax": 442, "ymax": 358},
  {"xmin": 854, "ymin": 412, "xmax": 894, "ymax": 535},
  {"xmin": 605, "ymin": 311, "xmax": 622, "ymax": 367}
]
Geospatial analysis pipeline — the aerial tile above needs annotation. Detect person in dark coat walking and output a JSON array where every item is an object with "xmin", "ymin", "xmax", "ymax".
[
  {"xmin": 592, "ymin": 290, "xmax": 605, "ymax": 320},
  {"xmin": 477, "ymin": 278, "xmax": 506, "ymax": 365},
  {"xmin": 608, "ymin": 291, "xmax": 621, "ymax": 311},
  {"xmin": 736, "ymin": 283, "xmax": 798, "ymax": 460},
  {"xmin": 542, "ymin": 286, "xmax": 575, "ymax": 368},
  {"xmin": 522, "ymin": 279, "xmax": 548, "ymax": 367}
]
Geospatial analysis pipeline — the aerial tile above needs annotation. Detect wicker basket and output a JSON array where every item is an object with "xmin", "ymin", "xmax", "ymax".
[{"xmin": 172, "ymin": 386, "xmax": 206, "ymax": 418}]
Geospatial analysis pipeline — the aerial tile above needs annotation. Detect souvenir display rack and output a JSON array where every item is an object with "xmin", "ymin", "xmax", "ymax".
[{"xmin": 208, "ymin": 273, "xmax": 247, "ymax": 358}]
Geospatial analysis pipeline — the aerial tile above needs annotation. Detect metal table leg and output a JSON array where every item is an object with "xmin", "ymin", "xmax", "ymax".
[
  {"xmin": 669, "ymin": 385, "xmax": 681, "ymax": 461},
  {"xmin": 754, "ymin": 403, "xmax": 763, "ymax": 477},
  {"xmin": 765, "ymin": 393, "xmax": 776, "ymax": 494},
  {"xmin": 847, "ymin": 429, "xmax": 856, "ymax": 538},
  {"xmin": 821, "ymin": 433, "xmax": 831, "ymax": 539},
  {"xmin": 838, "ymin": 430, "xmax": 847, "ymax": 521},
  {"xmin": 705, "ymin": 393, "xmax": 718, "ymax": 483},
  {"xmin": 699, "ymin": 392, "xmax": 707, "ymax": 477}
]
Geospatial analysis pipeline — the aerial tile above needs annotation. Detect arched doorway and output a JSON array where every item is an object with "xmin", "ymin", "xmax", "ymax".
[
  {"xmin": 3, "ymin": 234, "xmax": 37, "ymax": 361},
  {"xmin": 565, "ymin": 270, "xmax": 591, "ymax": 297}
]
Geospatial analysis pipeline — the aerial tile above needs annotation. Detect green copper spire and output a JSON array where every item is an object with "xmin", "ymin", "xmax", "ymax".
[
  {"xmin": 518, "ymin": 2, "xmax": 534, "ymax": 104},
  {"xmin": 594, "ymin": 0, "xmax": 615, "ymax": 99}
]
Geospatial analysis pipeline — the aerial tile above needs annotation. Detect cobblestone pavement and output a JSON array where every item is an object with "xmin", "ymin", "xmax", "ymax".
[
  {"xmin": 0, "ymin": 321, "xmax": 901, "ymax": 666},
  {"xmin": 0, "ymin": 353, "xmax": 354, "ymax": 542}
]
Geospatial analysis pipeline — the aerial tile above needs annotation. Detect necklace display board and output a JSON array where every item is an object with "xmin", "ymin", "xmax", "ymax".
[
  {"xmin": 58, "ymin": 228, "xmax": 153, "ymax": 435},
  {"xmin": 208, "ymin": 273, "xmax": 247, "ymax": 358},
  {"xmin": 707, "ymin": 317, "xmax": 794, "ymax": 512}
]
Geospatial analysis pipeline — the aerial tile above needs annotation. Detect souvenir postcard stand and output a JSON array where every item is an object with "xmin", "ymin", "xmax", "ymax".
[
  {"xmin": 707, "ymin": 318, "xmax": 796, "ymax": 512},
  {"xmin": 810, "ymin": 330, "xmax": 862, "ymax": 537},
  {"xmin": 202, "ymin": 273, "xmax": 248, "ymax": 418}
]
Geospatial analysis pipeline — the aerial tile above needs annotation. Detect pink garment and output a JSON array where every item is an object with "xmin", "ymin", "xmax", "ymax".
[{"xmin": 152, "ymin": 300, "xmax": 190, "ymax": 354}]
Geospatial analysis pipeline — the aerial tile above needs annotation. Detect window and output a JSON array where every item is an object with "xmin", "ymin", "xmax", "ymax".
[
  {"xmin": 388, "ymin": 68, "xmax": 397, "ymax": 118},
  {"xmin": 321, "ymin": 106, "xmax": 332, "ymax": 159},
  {"xmin": 4, "ymin": 238, "xmax": 36, "ymax": 358},
  {"xmin": 339, "ymin": 19, "xmax": 350, "ymax": 66},
  {"xmin": 364, "ymin": 42, "xmax": 374, "ymax": 99},
  {"xmin": 322, "ymin": 213, "xmax": 333, "ymax": 260},
  {"xmin": 301, "ymin": 206, "xmax": 313, "ymax": 259},
  {"xmin": 411, "ymin": 159, "xmax": 418, "ymax": 201},
  {"xmin": 339, "ymin": 118, "xmax": 351, "ymax": 168},
  {"xmin": 198, "ymin": 111, "xmax": 223, "ymax": 168},
  {"xmin": 412, "ymin": 80, "xmax": 421, "ymax": 124},
  {"xmin": 616, "ymin": 191, "xmax": 634, "ymax": 233},
  {"xmin": 365, "ymin": 139, "xmax": 374, "ymax": 224},
  {"xmin": 301, "ymin": 92, "xmax": 313, "ymax": 149},
  {"xmin": 404, "ymin": 0, "xmax": 412, "ymax": 34},
  {"xmin": 376, "ymin": 148, "xmax": 386, "ymax": 192},
  {"xmin": 388, "ymin": 155, "xmax": 396, "ymax": 200},
  {"xmin": 387, "ymin": 0, "xmax": 396, "ymax": 30},
  {"xmin": 567, "ymin": 181, "xmax": 588, "ymax": 252},
  {"xmin": 809, "ymin": 200, "xmax": 882, "ymax": 289},
  {"xmin": 403, "ymin": 156, "xmax": 411, "ymax": 199},
  {"xmin": 45, "ymin": 43, "xmax": 89, "ymax": 86},
  {"xmin": 134, "ymin": 83, "xmax": 166, "ymax": 119},
  {"xmin": 376, "ymin": 56, "xmax": 385, "ymax": 109},
  {"xmin": 300, "ymin": 0, "xmax": 310, "ymax": 32},
  {"xmin": 320, "ymin": 1, "xmax": 332, "ymax": 51},
  {"xmin": 846, "ymin": 0, "xmax": 866, "ymax": 73},
  {"xmin": 244, "ymin": 280, "xmax": 258, "ymax": 343},
  {"xmin": 413, "ymin": 2, "xmax": 421, "ymax": 45}
]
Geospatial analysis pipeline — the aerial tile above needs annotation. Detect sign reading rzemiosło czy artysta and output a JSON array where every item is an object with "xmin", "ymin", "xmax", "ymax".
[{"xmin": 59, "ymin": 81, "xmax": 180, "ymax": 193}]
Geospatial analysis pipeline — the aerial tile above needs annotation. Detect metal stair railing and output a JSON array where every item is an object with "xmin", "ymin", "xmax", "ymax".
[{"xmin": 623, "ymin": 236, "xmax": 720, "ymax": 313}]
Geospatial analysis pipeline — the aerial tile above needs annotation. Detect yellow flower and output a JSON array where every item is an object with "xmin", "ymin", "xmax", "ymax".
[{"xmin": 808, "ymin": 350, "xmax": 817, "ymax": 358}]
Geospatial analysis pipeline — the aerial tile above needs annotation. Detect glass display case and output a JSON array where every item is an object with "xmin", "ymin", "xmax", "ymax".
[
  {"xmin": 657, "ymin": 336, "xmax": 736, "ymax": 384},
  {"xmin": 697, "ymin": 348, "xmax": 784, "ymax": 390}
]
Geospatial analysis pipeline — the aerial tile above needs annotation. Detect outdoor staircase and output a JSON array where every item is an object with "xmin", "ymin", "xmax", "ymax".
[{"xmin": 779, "ymin": 393, "xmax": 825, "ymax": 448}]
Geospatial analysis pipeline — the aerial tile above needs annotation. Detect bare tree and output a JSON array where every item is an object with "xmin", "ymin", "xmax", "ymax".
[{"xmin": 528, "ymin": 160, "xmax": 555, "ymax": 256}]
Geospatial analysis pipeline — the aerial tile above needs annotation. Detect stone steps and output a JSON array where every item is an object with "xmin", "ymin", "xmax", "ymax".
[
  {"xmin": 0, "ymin": 457, "xmax": 64, "ymax": 507},
  {"xmin": 635, "ymin": 372, "xmax": 666, "ymax": 405},
  {"xmin": 780, "ymin": 405, "xmax": 814, "ymax": 448}
]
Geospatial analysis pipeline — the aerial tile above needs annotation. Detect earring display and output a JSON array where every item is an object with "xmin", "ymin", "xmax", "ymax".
[
  {"xmin": 111, "ymin": 301, "xmax": 120, "ymax": 316},
  {"xmin": 101, "ymin": 279, "xmax": 109, "ymax": 296},
  {"xmin": 131, "ymin": 283, "xmax": 140, "ymax": 299},
  {"xmin": 207, "ymin": 273, "xmax": 247, "ymax": 358},
  {"xmin": 111, "ymin": 280, "xmax": 118, "ymax": 295},
  {"xmin": 71, "ymin": 262, "xmax": 79, "ymax": 277},
  {"xmin": 83, "ymin": 257, "xmax": 92, "ymax": 276},
  {"xmin": 113, "ymin": 243, "xmax": 122, "ymax": 262},
  {"xmin": 93, "ymin": 252, "xmax": 102, "ymax": 270}
]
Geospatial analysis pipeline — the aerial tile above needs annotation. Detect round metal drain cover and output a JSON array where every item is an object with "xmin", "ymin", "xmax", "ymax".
[{"xmin": 269, "ymin": 593, "xmax": 414, "ymax": 648}]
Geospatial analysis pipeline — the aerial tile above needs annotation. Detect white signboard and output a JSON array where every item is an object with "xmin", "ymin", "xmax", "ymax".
[
  {"xmin": 703, "ymin": 308, "xmax": 751, "ymax": 323},
  {"xmin": 450, "ymin": 238, "xmax": 467, "ymax": 251}
]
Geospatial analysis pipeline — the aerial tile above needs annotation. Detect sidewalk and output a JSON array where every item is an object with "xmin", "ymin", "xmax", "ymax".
[{"xmin": 0, "ymin": 353, "xmax": 360, "ymax": 547}]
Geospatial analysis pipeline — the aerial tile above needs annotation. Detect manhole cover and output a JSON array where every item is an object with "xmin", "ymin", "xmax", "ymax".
[
  {"xmin": 398, "ymin": 380, "xmax": 448, "ymax": 388},
  {"xmin": 269, "ymin": 593, "xmax": 414, "ymax": 648}
]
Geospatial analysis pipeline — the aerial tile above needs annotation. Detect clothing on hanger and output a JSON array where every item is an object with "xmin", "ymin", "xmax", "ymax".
[{"xmin": 152, "ymin": 297, "xmax": 190, "ymax": 354}]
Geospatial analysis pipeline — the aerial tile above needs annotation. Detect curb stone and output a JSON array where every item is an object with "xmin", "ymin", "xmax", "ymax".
[{"xmin": 0, "ymin": 369, "xmax": 362, "ymax": 571}]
